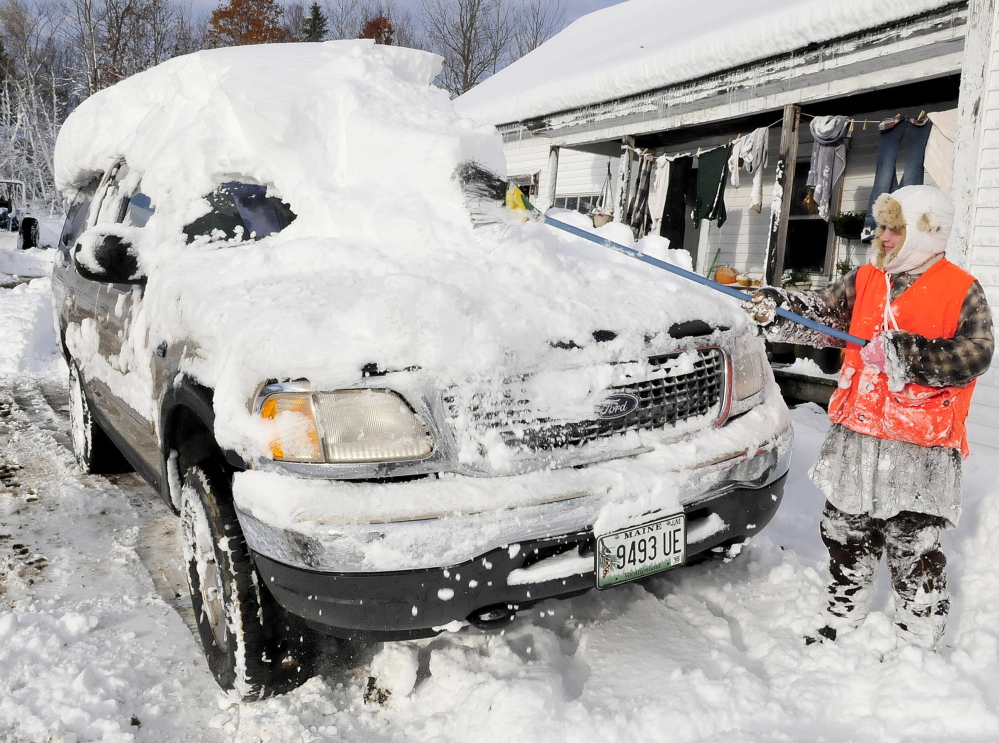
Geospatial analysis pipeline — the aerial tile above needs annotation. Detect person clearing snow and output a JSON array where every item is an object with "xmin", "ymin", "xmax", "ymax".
[{"xmin": 744, "ymin": 185, "xmax": 994, "ymax": 650}]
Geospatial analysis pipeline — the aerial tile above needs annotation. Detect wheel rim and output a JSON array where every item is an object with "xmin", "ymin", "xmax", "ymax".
[
  {"xmin": 185, "ymin": 484, "xmax": 228, "ymax": 649},
  {"xmin": 68, "ymin": 367, "xmax": 90, "ymax": 465},
  {"xmin": 195, "ymin": 513, "xmax": 227, "ymax": 648}
]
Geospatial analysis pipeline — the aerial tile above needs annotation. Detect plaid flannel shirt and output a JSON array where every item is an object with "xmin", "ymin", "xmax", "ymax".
[{"xmin": 765, "ymin": 266, "xmax": 995, "ymax": 387}]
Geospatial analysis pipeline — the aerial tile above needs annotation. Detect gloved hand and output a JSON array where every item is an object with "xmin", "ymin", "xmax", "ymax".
[
  {"xmin": 860, "ymin": 333, "xmax": 886, "ymax": 372},
  {"xmin": 741, "ymin": 290, "xmax": 778, "ymax": 326}
]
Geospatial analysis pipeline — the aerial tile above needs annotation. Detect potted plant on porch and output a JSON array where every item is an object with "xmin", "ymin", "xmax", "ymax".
[
  {"xmin": 782, "ymin": 267, "xmax": 812, "ymax": 291},
  {"xmin": 830, "ymin": 210, "xmax": 866, "ymax": 240}
]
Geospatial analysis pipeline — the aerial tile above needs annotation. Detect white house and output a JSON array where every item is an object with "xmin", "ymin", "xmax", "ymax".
[{"xmin": 456, "ymin": 0, "xmax": 999, "ymax": 452}]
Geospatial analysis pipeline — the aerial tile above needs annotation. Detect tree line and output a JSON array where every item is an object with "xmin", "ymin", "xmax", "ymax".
[{"xmin": 0, "ymin": 0, "xmax": 564, "ymax": 210}]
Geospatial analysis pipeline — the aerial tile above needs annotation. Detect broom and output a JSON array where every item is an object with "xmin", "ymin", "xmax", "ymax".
[{"xmin": 456, "ymin": 162, "xmax": 867, "ymax": 348}]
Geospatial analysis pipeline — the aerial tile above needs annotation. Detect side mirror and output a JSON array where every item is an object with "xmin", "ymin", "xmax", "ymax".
[{"xmin": 74, "ymin": 232, "xmax": 145, "ymax": 284}]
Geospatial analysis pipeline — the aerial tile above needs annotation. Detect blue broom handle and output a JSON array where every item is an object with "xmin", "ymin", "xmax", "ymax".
[{"xmin": 542, "ymin": 215, "xmax": 868, "ymax": 348}]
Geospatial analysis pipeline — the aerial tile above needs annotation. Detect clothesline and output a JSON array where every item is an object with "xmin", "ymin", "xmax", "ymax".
[{"xmin": 624, "ymin": 109, "xmax": 932, "ymax": 161}]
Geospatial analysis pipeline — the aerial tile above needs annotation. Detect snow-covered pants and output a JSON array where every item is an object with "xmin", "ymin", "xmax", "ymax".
[{"xmin": 820, "ymin": 501, "xmax": 949, "ymax": 648}]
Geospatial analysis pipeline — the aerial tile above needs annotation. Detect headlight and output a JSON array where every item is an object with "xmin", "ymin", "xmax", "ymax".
[
  {"xmin": 729, "ymin": 344, "xmax": 767, "ymax": 418},
  {"xmin": 732, "ymin": 347, "xmax": 766, "ymax": 401},
  {"xmin": 258, "ymin": 385, "xmax": 433, "ymax": 463}
]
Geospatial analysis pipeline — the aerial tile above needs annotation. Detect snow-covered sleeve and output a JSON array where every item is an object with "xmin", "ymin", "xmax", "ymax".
[
  {"xmin": 756, "ymin": 269, "xmax": 858, "ymax": 349},
  {"xmin": 883, "ymin": 280, "xmax": 995, "ymax": 388}
]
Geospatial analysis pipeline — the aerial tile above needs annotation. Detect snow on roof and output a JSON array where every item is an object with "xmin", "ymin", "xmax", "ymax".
[{"xmin": 454, "ymin": 0, "xmax": 956, "ymax": 125}]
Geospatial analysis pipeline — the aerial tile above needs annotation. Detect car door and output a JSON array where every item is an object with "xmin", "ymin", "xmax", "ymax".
[{"xmin": 75, "ymin": 162, "xmax": 161, "ymax": 476}]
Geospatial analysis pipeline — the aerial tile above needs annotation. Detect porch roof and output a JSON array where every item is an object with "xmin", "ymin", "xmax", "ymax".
[{"xmin": 455, "ymin": 0, "xmax": 965, "ymax": 140}]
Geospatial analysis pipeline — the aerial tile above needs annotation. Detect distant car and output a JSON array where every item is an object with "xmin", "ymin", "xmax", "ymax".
[
  {"xmin": 0, "ymin": 179, "xmax": 39, "ymax": 249},
  {"xmin": 51, "ymin": 42, "xmax": 792, "ymax": 700}
]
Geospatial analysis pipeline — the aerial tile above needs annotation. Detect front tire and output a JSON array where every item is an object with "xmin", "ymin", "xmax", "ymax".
[
  {"xmin": 68, "ymin": 364, "xmax": 129, "ymax": 474},
  {"xmin": 180, "ymin": 461, "xmax": 316, "ymax": 699}
]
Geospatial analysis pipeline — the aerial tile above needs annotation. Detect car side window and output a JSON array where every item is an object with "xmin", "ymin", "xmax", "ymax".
[
  {"xmin": 183, "ymin": 182, "xmax": 296, "ymax": 244},
  {"xmin": 60, "ymin": 198, "xmax": 93, "ymax": 248},
  {"xmin": 124, "ymin": 192, "xmax": 154, "ymax": 228}
]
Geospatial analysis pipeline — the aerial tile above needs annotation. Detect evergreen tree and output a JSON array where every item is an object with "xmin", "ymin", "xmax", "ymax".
[
  {"xmin": 302, "ymin": 2, "xmax": 328, "ymax": 42},
  {"xmin": 205, "ymin": 0, "xmax": 288, "ymax": 47},
  {"xmin": 358, "ymin": 15, "xmax": 394, "ymax": 45}
]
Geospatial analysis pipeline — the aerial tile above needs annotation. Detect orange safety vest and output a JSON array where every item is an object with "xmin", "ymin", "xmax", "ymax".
[{"xmin": 828, "ymin": 259, "xmax": 977, "ymax": 456}]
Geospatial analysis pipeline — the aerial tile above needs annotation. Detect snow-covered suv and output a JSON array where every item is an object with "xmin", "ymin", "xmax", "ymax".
[{"xmin": 51, "ymin": 42, "xmax": 792, "ymax": 699}]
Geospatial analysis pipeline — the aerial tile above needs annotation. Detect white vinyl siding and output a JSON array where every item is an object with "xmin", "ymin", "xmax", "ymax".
[
  {"xmin": 966, "ymin": 15, "xmax": 999, "ymax": 450},
  {"xmin": 503, "ymin": 135, "xmax": 616, "ymax": 206}
]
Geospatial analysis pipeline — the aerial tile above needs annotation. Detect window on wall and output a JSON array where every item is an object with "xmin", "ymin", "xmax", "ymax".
[
  {"xmin": 784, "ymin": 162, "xmax": 834, "ymax": 274},
  {"xmin": 554, "ymin": 195, "xmax": 598, "ymax": 213},
  {"xmin": 509, "ymin": 172, "xmax": 540, "ymax": 198}
]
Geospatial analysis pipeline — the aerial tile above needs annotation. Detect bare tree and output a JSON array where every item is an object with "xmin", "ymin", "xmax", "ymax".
[
  {"xmin": 61, "ymin": 0, "xmax": 196, "ymax": 95},
  {"xmin": 514, "ymin": 0, "xmax": 563, "ymax": 57},
  {"xmin": 419, "ymin": 0, "xmax": 514, "ymax": 96},
  {"xmin": 0, "ymin": 0, "xmax": 67, "ymax": 206},
  {"xmin": 283, "ymin": 0, "xmax": 306, "ymax": 40},
  {"xmin": 323, "ymin": 0, "xmax": 362, "ymax": 39}
]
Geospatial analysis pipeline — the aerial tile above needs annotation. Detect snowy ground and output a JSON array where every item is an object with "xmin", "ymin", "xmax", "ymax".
[{"xmin": 2, "ymin": 236, "xmax": 999, "ymax": 742}]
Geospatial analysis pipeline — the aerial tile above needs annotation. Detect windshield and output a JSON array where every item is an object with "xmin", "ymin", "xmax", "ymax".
[{"xmin": 184, "ymin": 182, "xmax": 296, "ymax": 244}]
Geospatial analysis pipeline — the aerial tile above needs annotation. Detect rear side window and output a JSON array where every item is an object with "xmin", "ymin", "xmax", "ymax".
[{"xmin": 184, "ymin": 183, "xmax": 296, "ymax": 244}]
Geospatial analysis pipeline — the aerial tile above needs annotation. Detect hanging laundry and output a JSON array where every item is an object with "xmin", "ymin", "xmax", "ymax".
[
  {"xmin": 649, "ymin": 155, "xmax": 671, "ymax": 237},
  {"xmin": 740, "ymin": 127, "xmax": 769, "ymax": 213},
  {"xmin": 861, "ymin": 113, "xmax": 933, "ymax": 239},
  {"xmin": 926, "ymin": 109, "xmax": 957, "ymax": 194},
  {"xmin": 728, "ymin": 138, "xmax": 743, "ymax": 189},
  {"xmin": 694, "ymin": 145, "xmax": 730, "ymax": 227},
  {"xmin": 806, "ymin": 115, "xmax": 851, "ymax": 220},
  {"xmin": 661, "ymin": 154, "xmax": 692, "ymax": 246},
  {"xmin": 627, "ymin": 150, "xmax": 656, "ymax": 233}
]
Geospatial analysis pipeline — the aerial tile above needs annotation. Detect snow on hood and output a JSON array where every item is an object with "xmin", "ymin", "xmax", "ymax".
[
  {"xmin": 454, "ymin": 0, "xmax": 955, "ymax": 125},
  {"xmin": 54, "ymin": 42, "xmax": 751, "ymax": 456}
]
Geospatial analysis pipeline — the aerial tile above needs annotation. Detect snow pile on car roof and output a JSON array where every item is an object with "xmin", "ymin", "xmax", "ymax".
[
  {"xmin": 54, "ymin": 42, "xmax": 751, "ymax": 459},
  {"xmin": 455, "ymin": 0, "xmax": 954, "ymax": 125}
]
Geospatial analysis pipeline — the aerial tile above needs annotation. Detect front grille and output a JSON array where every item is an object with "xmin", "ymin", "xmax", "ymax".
[{"xmin": 445, "ymin": 348, "xmax": 726, "ymax": 453}]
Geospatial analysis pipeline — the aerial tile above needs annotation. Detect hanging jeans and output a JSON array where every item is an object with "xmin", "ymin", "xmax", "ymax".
[{"xmin": 863, "ymin": 115, "xmax": 934, "ymax": 232}]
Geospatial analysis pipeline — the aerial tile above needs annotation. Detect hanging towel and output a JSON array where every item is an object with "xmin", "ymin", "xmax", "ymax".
[
  {"xmin": 740, "ymin": 127, "xmax": 769, "ymax": 213},
  {"xmin": 694, "ymin": 145, "xmax": 730, "ymax": 227},
  {"xmin": 728, "ymin": 137, "xmax": 743, "ymax": 189},
  {"xmin": 806, "ymin": 115, "xmax": 851, "ymax": 220},
  {"xmin": 926, "ymin": 109, "xmax": 957, "ymax": 194},
  {"xmin": 649, "ymin": 155, "xmax": 671, "ymax": 237}
]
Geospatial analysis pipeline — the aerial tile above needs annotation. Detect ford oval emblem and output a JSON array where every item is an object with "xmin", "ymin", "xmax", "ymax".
[{"xmin": 595, "ymin": 393, "xmax": 639, "ymax": 420}]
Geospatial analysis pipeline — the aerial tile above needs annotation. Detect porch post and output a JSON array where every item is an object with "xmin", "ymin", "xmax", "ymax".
[
  {"xmin": 614, "ymin": 136, "xmax": 635, "ymax": 223},
  {"xmin": 543, "ymin": 145, "xmax": 560, "ymax": 209},
  {"xmin": 765, "ymin": 104, "xmax": 801, "ymax": 286}
]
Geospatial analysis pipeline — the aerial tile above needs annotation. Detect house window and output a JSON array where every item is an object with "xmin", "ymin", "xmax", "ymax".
[
  {"xmin": 784, "ymin": 163, "xmax": 834, "ymax": 274},
  {"xmin": 554, "ymin": 195, "xmax": 598, "ymax": 213},
  {"xmin": 509, "ymin": 172, "xmax": 540, "ymax": 198}
]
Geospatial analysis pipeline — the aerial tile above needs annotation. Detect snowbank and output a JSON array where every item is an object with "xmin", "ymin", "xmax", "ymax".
[{"xmin": 455, "ymin": 0, "xmax": 955, "ymax": 125}]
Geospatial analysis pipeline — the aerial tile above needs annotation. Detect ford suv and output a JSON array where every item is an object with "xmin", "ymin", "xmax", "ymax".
[{"xmin": 51, "ymin": 42, "xmax": 792, "ymax": 700}]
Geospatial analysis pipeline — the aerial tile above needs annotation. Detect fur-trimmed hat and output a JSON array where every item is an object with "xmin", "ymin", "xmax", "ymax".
[{"xmin": 870, "ymin": 185, "xmax": 954, "ymax": 272}]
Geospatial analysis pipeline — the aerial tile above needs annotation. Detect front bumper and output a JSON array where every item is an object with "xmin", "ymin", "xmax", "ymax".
[
  {"xmin": 233, "ymin": 386, "xmax": 793, "ymax": 637},
  {"xmin": 253, "ymin": 471, "xmax": 787, "ymax": 639}
]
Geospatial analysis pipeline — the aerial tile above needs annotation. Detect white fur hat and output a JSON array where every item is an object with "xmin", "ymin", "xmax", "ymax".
[{"xmin": 871, "ymin": 185, "xmax": 954, "ymax": 272}]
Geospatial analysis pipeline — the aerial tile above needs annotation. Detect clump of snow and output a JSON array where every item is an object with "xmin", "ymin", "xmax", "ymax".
[
  {"xmin": 780, "ymin": 356, "xmax": 840, "ymax": 380},
  {"xmin": 455, "ymin": 0, "xmax": 955, "ymax": 125},
  {"xmin": 367, "ymin": 643, "xmax": 420, "ymax": 702}
]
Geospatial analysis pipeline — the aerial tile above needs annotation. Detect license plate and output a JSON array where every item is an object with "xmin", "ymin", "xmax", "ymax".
[{"xmin": 596, "ymin": 513, "xmax": 685, "ymax": 588}]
